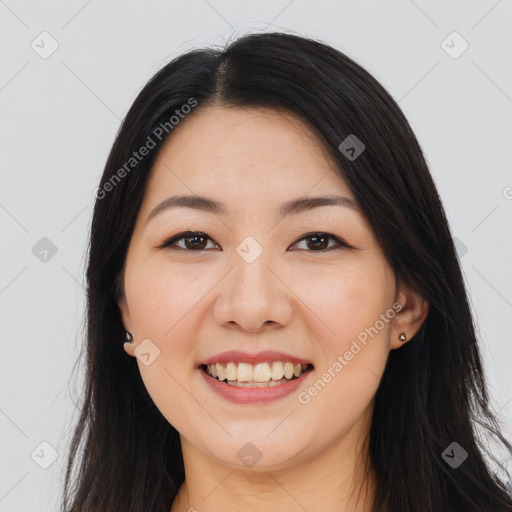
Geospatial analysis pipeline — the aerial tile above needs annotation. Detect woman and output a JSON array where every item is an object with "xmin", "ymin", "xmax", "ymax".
[{"xmin": 61, "ymin": 32, "xmax": 512, "ymax": 511}]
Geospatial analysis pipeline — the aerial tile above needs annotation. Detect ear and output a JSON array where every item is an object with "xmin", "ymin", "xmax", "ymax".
[
  {"xmin": 390, "ymin": 284, "xmax": 429, "ymax": 350},
  {"xmin": 118, "ymin": 295, "xmax": 136, "ymax": 357}
]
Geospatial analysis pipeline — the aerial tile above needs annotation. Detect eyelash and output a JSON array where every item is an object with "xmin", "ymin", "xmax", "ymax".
[{"xmin": 158, "ymin": 231, "xmax": 355, "ymax": 252}]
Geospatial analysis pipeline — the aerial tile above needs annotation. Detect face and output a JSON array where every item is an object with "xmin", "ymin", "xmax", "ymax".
[{"xmin": 118, "ymin": 105, "xmax": 425, "ymax": 471}]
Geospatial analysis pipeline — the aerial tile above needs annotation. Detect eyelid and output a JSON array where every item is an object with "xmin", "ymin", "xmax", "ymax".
[{"xmin": 157, "ymin": 230, "xmax": 356, "ymax": 251}]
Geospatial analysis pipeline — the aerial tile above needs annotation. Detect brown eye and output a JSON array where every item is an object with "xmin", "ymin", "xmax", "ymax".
[
  {"xmin": 160, "ymin": 231, "xmax": 218, "ymax": 251},
  {"xmin": 304, "ymin": 234, "xmax": 330, "ymax": 250},
  {"xmin": 182, "ymin": 233, "xmax": 208, "ymax": 250},
  {"xmin": 159, "ymin": 231, "xmax": 353, "ymax": 252},
  {"xmin": 291, "ymin": 232, "xmax": 352, "ymax": 252}
]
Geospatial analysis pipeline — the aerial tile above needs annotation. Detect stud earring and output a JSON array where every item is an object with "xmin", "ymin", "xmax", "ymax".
[
  {"xmin": 124, "ymin": 331, "xmax": 134, "ymax": 344},
  {"xmin": 399, "ymin": 333, "xmax": 407, "ymax": 342}
]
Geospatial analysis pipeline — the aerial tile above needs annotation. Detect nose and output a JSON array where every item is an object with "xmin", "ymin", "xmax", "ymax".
[{"xmin": 213, "ymin": 248, "xmax": 294, "ymax": 333}]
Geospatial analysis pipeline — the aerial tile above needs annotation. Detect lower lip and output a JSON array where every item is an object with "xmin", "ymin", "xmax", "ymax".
[{"xmin": 198, "ymin": 368, "xmax": 313, "ymax": 404}]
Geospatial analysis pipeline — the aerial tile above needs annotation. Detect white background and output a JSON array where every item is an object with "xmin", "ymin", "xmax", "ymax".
[{"xmin": 1, "ymin": 1, "xmax": 511, "ymax": 510}]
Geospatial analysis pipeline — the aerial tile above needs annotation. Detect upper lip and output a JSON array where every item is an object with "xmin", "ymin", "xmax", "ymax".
[{"xmin": 197, "ymin": 350, "xmax": 313, "ymax": 367}]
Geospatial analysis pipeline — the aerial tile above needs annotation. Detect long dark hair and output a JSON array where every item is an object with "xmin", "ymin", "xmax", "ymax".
[{"xmin": 61, "ymin": 32, "xmax": 512, "ymax": 511}]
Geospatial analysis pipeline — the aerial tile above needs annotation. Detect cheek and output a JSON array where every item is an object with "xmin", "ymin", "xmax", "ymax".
[
  {"xmin": 126, "ymin": 256, "xmax": 206, "ymax": 337},
  {"xmin": 296, "ymin": 277, "xmax": 391, "ymax": 443},
  {"xmin": 294, "ymin": 260, "xmax": 393, "ymax": 346},
  {"xmin": 125, "ymin": 259, "xmax": 206, "ymax": 429},
  {"xmin": 124, "ymin": 259, "xmax": 205, "ymax": 396},
  {"xmin": 294, "ymin": 260, "xmax": 393, "ymax": 410}
]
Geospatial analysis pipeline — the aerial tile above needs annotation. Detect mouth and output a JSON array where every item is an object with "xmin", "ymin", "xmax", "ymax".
[{"xmin": 199, "ymin": 362, "xmax": 314, "ymax": 388}]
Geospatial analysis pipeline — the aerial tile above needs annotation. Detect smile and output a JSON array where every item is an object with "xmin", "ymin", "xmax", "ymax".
[
  {"xmin": 202, "ymin": 361, "xmax": 313, "ymax": 387},
  {"xmin": 198, "ymin": 362, "xmax": 314, "ymax": 404}
]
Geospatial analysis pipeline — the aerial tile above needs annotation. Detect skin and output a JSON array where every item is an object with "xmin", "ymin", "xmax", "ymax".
[{"xmin": 118, "ymin": 105, "xmax": 429, "ymax": 512}]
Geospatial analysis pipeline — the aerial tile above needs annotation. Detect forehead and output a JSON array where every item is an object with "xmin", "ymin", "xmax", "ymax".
[{"xmin": 144, "ymin": 105, "xmax": 354, "ymax": 210}]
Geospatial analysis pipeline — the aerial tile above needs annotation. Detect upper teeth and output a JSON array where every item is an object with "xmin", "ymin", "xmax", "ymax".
[{"xmin": 206, "ymin": 362, "xmax": 309, "ymax": 382}]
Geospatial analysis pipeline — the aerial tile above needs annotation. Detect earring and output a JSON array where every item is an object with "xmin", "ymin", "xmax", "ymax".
[
  {"xmin": 124, "ymin": 331, "xmax": 134, "ymax": 344},
  {"xmin": 399, "ymin": 333, "xmax": 407, "ymax": 342}
]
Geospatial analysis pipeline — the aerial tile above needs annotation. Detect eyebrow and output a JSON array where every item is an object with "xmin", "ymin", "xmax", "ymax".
[{"xmin": 145, "ymin": 193, "xmax": 359, "ymax": 225}]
